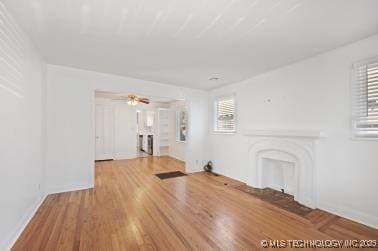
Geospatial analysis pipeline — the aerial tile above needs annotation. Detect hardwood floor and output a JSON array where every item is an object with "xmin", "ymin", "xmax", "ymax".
[{"xmin": 12, "ymin": 156, "xmax": 378, "ymax": 250}]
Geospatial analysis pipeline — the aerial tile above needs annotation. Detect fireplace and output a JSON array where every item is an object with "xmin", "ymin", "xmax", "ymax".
[
  {"xmin": 245, "ymin": 130, "xmax": 325, "ymax": 208},
  {"xmin": 261, "ymin": 157, "xmax": 295, "ymax": 196}
]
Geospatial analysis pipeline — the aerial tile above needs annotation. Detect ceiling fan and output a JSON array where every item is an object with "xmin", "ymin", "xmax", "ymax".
[{"xmin": 113, "ymin": 94, "xmax": 150, "ymax": 106}]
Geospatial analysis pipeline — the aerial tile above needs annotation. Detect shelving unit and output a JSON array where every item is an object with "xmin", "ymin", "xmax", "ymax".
[{"xmin": 157, "ymin": 108, "xmax": 169, "ymax": 156}]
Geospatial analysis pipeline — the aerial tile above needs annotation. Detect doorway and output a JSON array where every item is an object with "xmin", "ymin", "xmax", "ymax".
[{"xmin": 94, "ymin": 90, "xmax": 188, "ymax": 165}]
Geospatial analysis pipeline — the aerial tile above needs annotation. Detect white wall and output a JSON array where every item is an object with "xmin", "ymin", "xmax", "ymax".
[
  {"xmin": 168, "ymin": 101, "xmax": 187, "ymax": 161},
  {"xmin": 0, "ymin": 3, "xmax": 46, "ymax": 249},
  {"xmin": 45, "ymin": 64, "xmax": 209, "ymax": 193},
  {"xmin": 208, "ymin": 34, "xmax": 378, "ymax": 228},
  {"xmin": 186, "ymin": 93, "xmax": 210, "ymax": 172}
]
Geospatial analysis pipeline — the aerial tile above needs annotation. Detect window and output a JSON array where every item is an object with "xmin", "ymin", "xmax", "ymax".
[
  {"xmin": 352, "ymin": 57, "xmax": 378, "ymax": 138},
  {"xmin": 176, "ymin": 109, "xmax": 187, "ymax": 142},
  {"xmin": 214, "ymin": 95, "xmax": 236, "ymax": 133}
]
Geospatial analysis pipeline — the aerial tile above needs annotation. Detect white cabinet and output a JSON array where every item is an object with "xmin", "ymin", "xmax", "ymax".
[
  {"xmin": 138, "ymin": 110, "xmax": 154, "ymax": 134},
  {"xmin": 145, "ymin": 111, "xmax": 154, "ymax": 127}
]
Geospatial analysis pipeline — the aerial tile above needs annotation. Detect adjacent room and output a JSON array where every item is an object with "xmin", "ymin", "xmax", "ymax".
[
  {"xmin": 1, "ymin": 0, "xmax": 378, "ymax": 250},
  {"xmin": 94, "ymin": 91, "xmax": 187, "ymax": 161}
]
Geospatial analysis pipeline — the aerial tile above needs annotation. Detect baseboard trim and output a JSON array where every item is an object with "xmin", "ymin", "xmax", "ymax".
[
  {"xmin": 113, "ymin": 154, "xmax": 137, "ymax": 160},
  {"xmin": 1, "ymin": 194, "xmax": 47, "ymax": 251},
  {"xmin": 48, "ymin": 184, "xmax": 93, "ymax": 195},
  {"xmin": 213, "ymin": 168, "xmax": 246, "ymax": 183},
  {"xmin": 167, "ymin": 154, "xmax": 185, "ymax": 163},
  {"xmin": 318, "ymin": 201, "xmax": 378, "ymax": 229}
]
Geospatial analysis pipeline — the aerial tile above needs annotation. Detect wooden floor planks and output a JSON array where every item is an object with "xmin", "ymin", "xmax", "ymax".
[{"xmin": 12, "ymin": 156, "xmax": 378, "ymax": 250}]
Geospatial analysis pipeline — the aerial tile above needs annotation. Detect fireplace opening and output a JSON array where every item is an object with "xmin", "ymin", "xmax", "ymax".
[{"xmin": 261, "ymin": 158, "xmax": 295, "ymax": 196}]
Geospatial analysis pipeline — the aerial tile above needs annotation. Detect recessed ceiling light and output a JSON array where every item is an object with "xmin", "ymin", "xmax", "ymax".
[{"xmin": 209, "ymin": 77, "xmax": 220, "ymax": 81}]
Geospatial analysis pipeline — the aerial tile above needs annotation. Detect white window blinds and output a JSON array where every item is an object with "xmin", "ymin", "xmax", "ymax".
[
  {"xmin": 214, "ymin": 96, "xmax": 236, "ymax": 133},
  {"xmin": 352, "ymin": 57, "xmax": 378, "ymax": 138}
]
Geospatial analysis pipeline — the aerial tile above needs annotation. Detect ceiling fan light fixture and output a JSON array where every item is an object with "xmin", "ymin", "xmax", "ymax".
[{"xmin": 127, "ymin": 99, "xmax": 138, "ymax": 106}]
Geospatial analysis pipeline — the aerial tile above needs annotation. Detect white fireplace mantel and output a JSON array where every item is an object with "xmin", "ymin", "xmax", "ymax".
[
  {"xmin": 244, "ymin": 130, "xmax": 326, "ymax": 139},
  {"xmin": 245, "ymin": 129, "xmax": 324, "ymax": 208}
]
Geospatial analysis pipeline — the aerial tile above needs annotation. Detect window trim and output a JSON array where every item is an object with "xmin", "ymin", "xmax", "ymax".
[
  {"xmin": 176, "ymin": 109, "xmax": 187, "ymax": 142},
  {"xmin": 351, "ymin": 56, "xmax": 378, "ymax": 140},
  {"xmin": 213, "ymin": 94, "xmax": 237, "ymax": 134}
]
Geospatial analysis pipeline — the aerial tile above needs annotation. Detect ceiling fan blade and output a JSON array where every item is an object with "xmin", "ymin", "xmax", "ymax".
[
  {"xmin": 138, "ymin": 97, "xmax": 149, "ymax": 102},
  {"xmin": 139, "ymin": 99, "xmax": 150, "ymax": 104}
]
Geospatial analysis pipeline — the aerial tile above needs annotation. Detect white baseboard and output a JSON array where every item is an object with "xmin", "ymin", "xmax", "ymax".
[
  {"xmin": 113, "ymin": 154, "xmax": 137, "ymax": 160},
  {"xmin": 167, "ymin": 154, "xmax": 185, "ymax": 162},
  {"xmin": 48, "ymin": 184, "xmax": 93, "ymax": 195},
  {"xmin": 313, "ymin": 201, "xmax": 378, "ymax": 229},
  {"xmin": 213, "ymin": 168, "xmax": 246, "ymax": 183},
  {"xmin": 1, "ymin": 194, "xmax": 47, "ymax": 251}
]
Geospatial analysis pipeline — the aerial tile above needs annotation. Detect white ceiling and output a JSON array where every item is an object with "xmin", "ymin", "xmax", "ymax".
[{"xmin": 4, "ymin": 0, "xmax": 378, "ymax": 89}]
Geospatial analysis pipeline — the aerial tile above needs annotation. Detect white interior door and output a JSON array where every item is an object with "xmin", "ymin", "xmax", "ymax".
[
  {"xmin": 95, "ymin": 104, "xmax": 114, "ymax": 160},
  {"xmin": 114, "ymin": 104, "xmax": 137, "ymax": 159}
]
